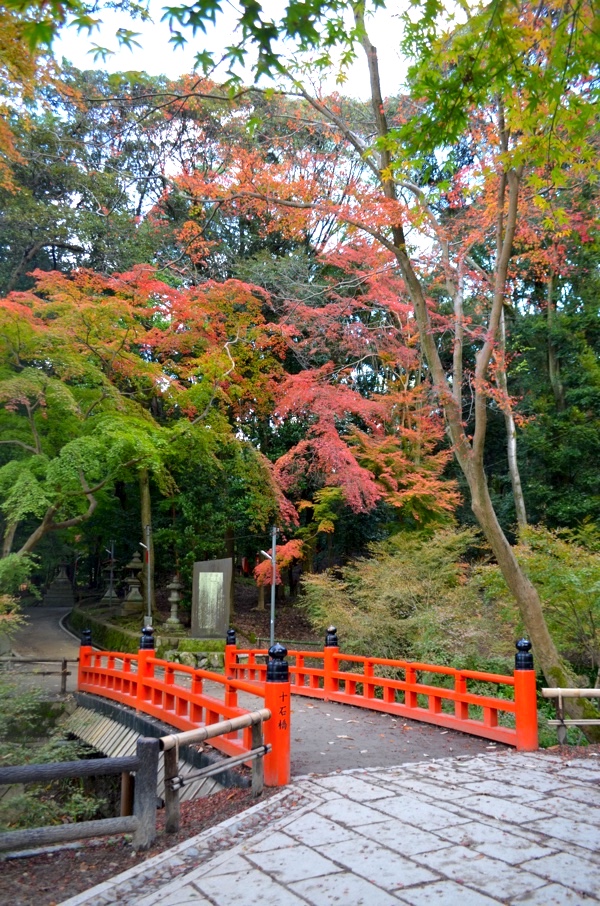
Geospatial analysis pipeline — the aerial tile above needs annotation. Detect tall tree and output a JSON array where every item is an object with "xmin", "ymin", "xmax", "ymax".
[{"xmin": 142, "ymin": 1, "xmax": 599, "ymax": 710}]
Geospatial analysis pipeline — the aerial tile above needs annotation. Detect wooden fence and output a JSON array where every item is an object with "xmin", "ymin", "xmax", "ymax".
[
  {"xmin": 0, "ymin": 710, "xmax": 271, "ymax": 854},
  {"xmin": 542, "ymin": 687, "xmax": 600, "ymax": 743},
  {"xmin": 0, "ymin": 656, "xmax": 75, "ymax": 693}
]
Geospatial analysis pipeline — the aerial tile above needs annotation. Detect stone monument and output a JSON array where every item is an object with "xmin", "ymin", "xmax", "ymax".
[{"xmin": 191, "ymin": 558, "xmax": 232, "ymax": 639}]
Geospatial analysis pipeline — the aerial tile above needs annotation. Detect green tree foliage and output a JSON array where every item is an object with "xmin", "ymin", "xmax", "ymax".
[
  {"xmin": 476, "ymin": 526, "xmax": 600, "ymax": 682},
  {"xmin": 301, "ymin": 527, "xmax": 513, "ymax": 664}
]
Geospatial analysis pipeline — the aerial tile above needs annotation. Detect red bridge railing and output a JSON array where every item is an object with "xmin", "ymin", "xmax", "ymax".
[
  {"xmin": 77, "ymin": 627, "xmax": 537, "ymax": 790},
  {"xmin": 225, "ymin": 630, "xmax": 538, "ymax": 752},
  {"xmin": 77, "ymin": 627, "xmax": 290, "ymax": 786}
]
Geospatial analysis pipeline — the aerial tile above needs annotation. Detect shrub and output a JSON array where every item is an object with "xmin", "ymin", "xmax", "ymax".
[
  {"xmin": 0, "ymin": 681, "xmax": 109, "ymax": 831},
  {"xmin": 301, "ymin": 527, "xmax": 515, "ymax": 667},
  {"xmin": 68, "ymin": 608, "xmax": 140, "ymax": 652},
  {"xmin": 475, "ymin": 525, "xmax": 600, "ymax": 681}
]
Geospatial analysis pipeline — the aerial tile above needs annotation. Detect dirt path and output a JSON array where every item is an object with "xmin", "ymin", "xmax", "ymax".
[
  {"xmin": 5, "ymin": 606, "xmax": 80, "ymax": 696},
  {"xmin": 11, "ymin": 607, "xmax": 80, "ymax": 660}
]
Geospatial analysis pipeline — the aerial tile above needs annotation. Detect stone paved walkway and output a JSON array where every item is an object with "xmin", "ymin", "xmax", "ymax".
[{"xmin": 60, "ymin": 750, "xmax": 600, "ymax": 906}]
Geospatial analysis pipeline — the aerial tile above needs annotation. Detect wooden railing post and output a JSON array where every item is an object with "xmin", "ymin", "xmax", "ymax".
[
  {"xmin": 324, "ymin": 625, "xmax": 339, "ymax": 698},
  {"xmin": 78, "ymin": 629, "xmax": 92, "ymax": 690},
  {"xmin": 251, "ymin": 721, "xmax": 265, "ymax": 796},
  {"xmin": 163, "ymin": 746, "xmax": 180, "ymax": 834},
  {"xmin": 136, "ymin": 626, "xmax": 155, "ymax": 710},
  {"xmin": 514, "ymin": 639, "xmax": 538, "ymax": 751},
  {"xmin": 132, "ymin": 737, "xmax": 159, "ymax": 851},
  {"xmin": 263, "ymin": 643, "xmax": 291, "ymax": 786}
]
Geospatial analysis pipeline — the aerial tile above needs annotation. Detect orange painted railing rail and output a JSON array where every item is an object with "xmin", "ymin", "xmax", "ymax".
[
  {"xmin": 77, "ymin": 627, "xmax": 291, "ymax": 786},
  {"xmin": 225, "ymin": 630, "xmax": 538, "ymax": 752}
]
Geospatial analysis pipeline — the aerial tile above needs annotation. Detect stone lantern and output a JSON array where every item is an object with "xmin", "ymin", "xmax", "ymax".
[
  {"xmin": 121, "ymin": 551, "xmax": 144, "ymax": 615},
  {"xmin": 164, "ymin": 574, "xmax": 184, "ymax": 633}
]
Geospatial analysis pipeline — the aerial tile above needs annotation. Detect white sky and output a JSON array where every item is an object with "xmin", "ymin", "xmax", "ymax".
[{"xmin": 54, "ymin": 1, "xmax": 408, "ymax": 99}]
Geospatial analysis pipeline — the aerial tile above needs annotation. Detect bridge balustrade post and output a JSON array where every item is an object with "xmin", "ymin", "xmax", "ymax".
[
  {"xmin": 225, "ymin": 628, "xmax": 237, "ymax": 678},
  {"xmin": 263, "ymin": 643, "xmax": 291, "ymax": 786},
  {"xmin": 78, "ymin": 629, "xmax": 92, "ymax": 691},
  {"xmin": 514, "ymin": 639, "xmax": 538, "ymax": 751},
  {"xmin": 324, "ymin": 625, "xmax": 339, "ymax": 699},
  {"xmin": 136, "ymin": 626, "xmax": 155, "ymax": 710}
]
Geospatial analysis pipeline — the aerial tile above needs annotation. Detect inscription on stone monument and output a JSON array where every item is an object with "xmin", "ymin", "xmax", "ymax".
[{"xmin": 191, "ymin": 557, "xmax": 232, "ymax": 639}]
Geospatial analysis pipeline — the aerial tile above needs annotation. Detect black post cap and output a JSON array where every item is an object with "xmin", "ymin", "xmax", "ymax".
[
  {"xmin": 266, "ymin": 642, "xmax": 289, "ymax": 682},
  {"xmin": 515, "ymin": 638, "xmax": 534, "ymax": 670},
  {"xmin": 81, "ymin": 628, "xmax": 92, "ymax": 646},
  {"xmin": 325, "ymin": 625, "xmax": 338, "ymax": 647},
  {"xmin": 226, "ymin": 628, "xmax": 236, "ymax": 645},
  {"xmin": 140, "ymin": 625, "xmax": 155, "ymax": 650}
]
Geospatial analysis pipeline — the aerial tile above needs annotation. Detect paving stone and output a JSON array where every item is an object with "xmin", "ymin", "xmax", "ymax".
[
  {"xmin": 386, "ymin": 776, "xmax": 474, "ymax": 800},
  {"xmin": 461, "ymin": 778, "xmax": 547, "ymax": 802},
  {"xmin": 528, "ymin": 815, "xmax": 600, "ymax": 852},
  {"xmin": 369, "ymin": 794, "xmax": 472, "ymax": 829},
  {"xmin": 394, "ymin": 880, "xmax": 505, "ymax": 905},
  {"xmin": 196, "ymin": 868, "xmax": 307, "ymax": 906},
  {"xmin": 528, "ymin": 795, "xmax": 600, "ymax": 825},
  {"xmin": 280, "ymin": 811, "xmax": 362, "ymax": 846},
  {"xmin": 133, "ymin": 884, "xmax": 212, "ymax": 905},
  {"xmin": 354, "ymin": 817, "xmax": 452, "ymax": 855},
  {"xmin": 323, "ymin": 836, "xmax": 438, "ymax": 889},
  {"xmin": 456, "ymin": 794, "xmax": 550, "ymax": 824},
  {"xmin": 521, "ymin": 851, "xmax": 600, "ymax": 898},
  {"xmin": 436, "ymin": 820, "xmax": 556, "ymax": 864},
  {"xmin": 311, "ymin": 774, "xmax": 394, "ymax": 800},
  {"xmin": 241, "ymin": 830, "xmax": 298, "ymax": 852},
  {"xmin": 289, "ymin": 871, "xmax": 403, "ymax": 905},
  {"xmin": 179, "ymin": 849, "xmax": 251, "ymax": 884},
  {"xmin": 485, "ymin": 769, "xmax": 564, "ymax": 794},
  {"xmin": 511, "ymin": 882, "xmax": 599, "ymax": 905},
  {"xmin": 560, "ymin": 765, "xmax": 600, "ymax": 781},
  {"xmin": 553, "ymin": 783, "xmax": 600, "ymax": 807},
  {"xmin": 412, "ymin": 844, "xmax": 547, "ymax": 899},
  {"xmin": 405, "ymin": 761, "xmax": 491, "ymax": 782},
  {"xmin": 196, "ymin": 854, "xmax": 253, "ymax": 877},
  {"xmin": 502, "ymin": 754, "xmax": 563, "ymax": 768},
  {"xmin": 452, "ymin": 757, "xmax": 508, "ymax": 773},
  {"xmin": 315, "ymin": 796, "xmax": 390, "ymax": 826},
  {"xmin": 245, "ymin": 842, "xmax": 341, "ymax": 882}
]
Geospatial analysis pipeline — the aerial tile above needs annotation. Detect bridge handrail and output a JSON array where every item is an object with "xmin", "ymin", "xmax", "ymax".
[
  {"xmin": 227, "ymin": 640, "xmax": 536, "ymax": 751},
  {"xmin": 78, "ymin": 640, "xmax": 289, "ymax": 787},
  {"xmin": 159, "ymin": 709, "xmax": 271, "ymax": 834},
  {"xmin": 541, "ymin": 687, "xmax": 600, "ymax": 743}
]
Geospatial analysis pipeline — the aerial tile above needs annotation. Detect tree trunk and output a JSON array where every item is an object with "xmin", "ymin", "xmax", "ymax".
[
  {"xmin": 547, "ymin": 273, "xmax": 566, "ymax": 411},
  {"xmin": 2, "ymin": 522, "xmax": 17, "ymax": 557},
  {"xmin": 139, "ymin": 468, "xmax": 154, "ymax": 615},
  {"xmin": 497, "ymin": 307, "xmax": 528, "ymax": 528},
  {"xmin": 464, "ymin": 457, "xmax": 600, "ymax": 738},
  {"xmin": 225, "ymin": 525, "xmax": 235, "ymax": 614}
]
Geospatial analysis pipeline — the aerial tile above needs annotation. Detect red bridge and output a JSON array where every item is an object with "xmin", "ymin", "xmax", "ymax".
[{"xmin": 78, "ymin": 628, "xmax": 538, "ymax": 786}]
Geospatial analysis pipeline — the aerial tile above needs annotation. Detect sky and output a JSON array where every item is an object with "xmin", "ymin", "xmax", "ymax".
[{"xmin": 54, "ymin": 1, "xmax": 408, "ymax": 99}]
